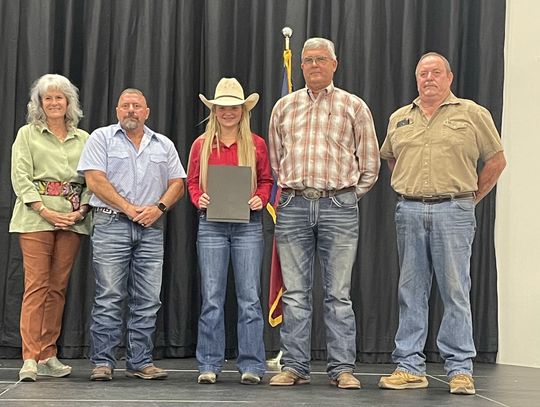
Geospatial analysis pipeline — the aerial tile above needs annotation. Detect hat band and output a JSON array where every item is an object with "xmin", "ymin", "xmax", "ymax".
[{"xmin": 214, "ymin": 94, "xmax": 244, "ymax": 101}]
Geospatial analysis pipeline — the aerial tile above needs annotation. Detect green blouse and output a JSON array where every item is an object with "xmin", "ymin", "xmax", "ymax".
[{"xmin": 9, "ymin": 123, "xmax": 92, "ymax": 235}]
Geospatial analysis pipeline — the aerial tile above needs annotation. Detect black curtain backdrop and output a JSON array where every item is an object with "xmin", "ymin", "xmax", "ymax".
[{"xmin": 0, "ymin": 0, "xmax": 505, "ymax": 363}]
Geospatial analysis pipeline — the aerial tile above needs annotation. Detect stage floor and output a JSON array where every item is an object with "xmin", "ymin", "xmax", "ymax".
[{"xmin": 0, "ymin": 358, "xmax": 537, "ymax": 406}]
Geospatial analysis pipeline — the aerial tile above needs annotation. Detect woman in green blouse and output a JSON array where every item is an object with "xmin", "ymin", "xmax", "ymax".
[{"xmin": 10, "ymin": 74, "xmax": 91, "ymax": 381}]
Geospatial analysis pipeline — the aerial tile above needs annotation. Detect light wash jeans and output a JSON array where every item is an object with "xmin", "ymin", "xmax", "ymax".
[
  {"xmin": 275, "ymin": 191, "xmax": 358, "ymax": 380},
  {"xmin": 90, "ymin": 211, "xmax": 164, "ymax": 371},
  {"xmin": 392, "ymin": 197, "xmax": 477, "ymax": 377},
  {"xmin": 196, "ymin": 211, "xmax": 266, "ymax": 377}
]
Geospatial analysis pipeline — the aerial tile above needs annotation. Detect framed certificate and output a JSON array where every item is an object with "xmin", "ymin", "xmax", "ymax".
[{"xmin": 206, "ymin": 165, "xmax": 251, "ymax": 223}]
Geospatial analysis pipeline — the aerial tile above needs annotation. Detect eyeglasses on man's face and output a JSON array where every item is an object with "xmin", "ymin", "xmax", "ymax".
[{"xmin": 302, "ymin": 56, "xmax": 332, "ymax": 65}]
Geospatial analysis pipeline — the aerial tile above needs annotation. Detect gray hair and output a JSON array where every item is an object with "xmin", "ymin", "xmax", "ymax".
[
  {"xmin": 26, "ymin": 74, "xmax": 83, "ymax": 130},
  {"xmin": 302, "ymin": 37, "xmax": 337, "ymax": 60},
  {"xmin": 119, "ymin": 88, "xmax": 145, "ymax": 98},
  {"xmin": 416, "ymin": 52, "xmax": 452, "ymax": 75}
]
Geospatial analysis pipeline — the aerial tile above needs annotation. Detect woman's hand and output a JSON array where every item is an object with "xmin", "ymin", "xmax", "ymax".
[
  {"xmin": 248, "ymin": 195, "xmax": 263, "ymax": 211},
  {"xmin": 40, "ymin": 208, "xmax": 77, "ymax": 229},
  {"xmin": 199, "ymin": 193, "xmax": 210, "ymax": 209}
]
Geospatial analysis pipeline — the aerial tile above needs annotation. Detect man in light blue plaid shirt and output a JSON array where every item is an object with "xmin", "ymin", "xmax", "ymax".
[{"xmin": 78, "ymin": 88, "xmax": 185, "ymax": 382}]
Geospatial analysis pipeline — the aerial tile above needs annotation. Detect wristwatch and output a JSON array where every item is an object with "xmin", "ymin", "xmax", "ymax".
[{"xmin": 157, "ymin": 202, "xmax": 168, "ymax": 213}]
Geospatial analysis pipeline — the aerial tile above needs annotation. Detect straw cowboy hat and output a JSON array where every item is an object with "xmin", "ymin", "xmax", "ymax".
[{"xmin": 199, "ymin": 78, "xmax": 259, "ymax": 111}]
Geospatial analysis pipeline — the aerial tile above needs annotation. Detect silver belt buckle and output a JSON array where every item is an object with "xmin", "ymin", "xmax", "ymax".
[
  {"xmin": 302, "ymin": 188, "xmax": 321, "ymax": 200},
  {"xmin": 96, "ymin": 207, "xmax": 115, "ymax": 215}
]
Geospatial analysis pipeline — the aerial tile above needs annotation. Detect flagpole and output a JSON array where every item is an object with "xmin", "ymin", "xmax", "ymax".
[{"xmin": 266, "ymin": 26, "xmax": 295, "ymax": 373}]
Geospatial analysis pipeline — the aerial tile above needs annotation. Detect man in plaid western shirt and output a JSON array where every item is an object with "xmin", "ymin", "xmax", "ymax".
[{"xmin": 268, "ymin": 37, "xmax": 380, "ymax": 389}]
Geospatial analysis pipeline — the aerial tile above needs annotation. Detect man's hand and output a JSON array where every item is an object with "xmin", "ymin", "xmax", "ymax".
[{"xmin": 132, "ymin": 205, "xmax": 163, "ymax": 227}]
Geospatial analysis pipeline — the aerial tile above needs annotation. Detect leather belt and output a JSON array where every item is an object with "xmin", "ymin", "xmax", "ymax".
[
  {"xmin": 94, "ymin": 207, "xmax": 127, "ymax": 216},
  {"xmin": 400, "ymin": 192, "xmax": 475, "ymax": 203},
  {"xmin": 282, "ymin": 186, "xmax": 356, "ymax": 200}
]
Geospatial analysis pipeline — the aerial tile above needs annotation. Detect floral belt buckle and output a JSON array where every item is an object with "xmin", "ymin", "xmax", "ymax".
[{"xmin": 301, "ymin": 188, "xmax": 321, "ymax": 200}]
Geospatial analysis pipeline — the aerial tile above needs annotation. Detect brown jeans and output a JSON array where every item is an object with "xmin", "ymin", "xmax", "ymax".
[{"xmin": 19, "ymin": 230, "xmax": 82, "ymax": 361}]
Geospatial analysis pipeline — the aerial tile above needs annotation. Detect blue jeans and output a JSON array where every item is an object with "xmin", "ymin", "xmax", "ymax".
[
  {"xmin": 392, "ymin": 198, "xmax": 477, "ymax": 377},
  {"xmin": 196, "ymin": 211, "xmax": 266, "ymax": 377},
  {"xmin": 275, "ymin": 191, "xmax": 358, "ymax": 380},
  {"xmin": 90, "ymin": 211, "xmax": 164, "ymax": 371}
]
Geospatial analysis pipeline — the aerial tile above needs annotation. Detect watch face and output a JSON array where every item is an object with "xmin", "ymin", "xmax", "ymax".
[{"xmin": 158, "ymin": 202, "xmax": 167, "ymax": 212}]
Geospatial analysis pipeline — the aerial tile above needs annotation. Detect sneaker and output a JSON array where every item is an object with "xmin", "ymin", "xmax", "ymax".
[
  {"xmin": 240, "ymin": 372, "xmax": 261, "ymax": 385},
  {"xmin": 330, "ymin": 372, "xmax": 361, "ymax": 389},
  {"xmin": 90, "ymin": 365, "xmax": 113, "ymax": 381},
  {"xmin": 269, "ymin": 370, "xmax": 310, "ymax": 386},
  {"xmin": 126, "ymin": 364, "xmax": 168, "ymax": 380},
  {"xmin": 198, "ymin": 372, "xmax": 217, "ymax": 384},
  {"xmin": 449, "ymin": 374, "xmax": 476, "ymax": 395},
  {"xmin": 378, "ymin": 370, "xmax": 429, "ymax": 389},
  {"xmin": 19, "ymin": 359, "xmax": 37, "ymax": 382},
  {"xmin": 37, "ymin": 356, "xmax": 72, "ymax": 377}
]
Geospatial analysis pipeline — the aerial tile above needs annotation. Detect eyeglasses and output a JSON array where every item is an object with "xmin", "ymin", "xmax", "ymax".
[{"xmin": 302, "ymin": 56, "xmax": 331, "ymax": 65}]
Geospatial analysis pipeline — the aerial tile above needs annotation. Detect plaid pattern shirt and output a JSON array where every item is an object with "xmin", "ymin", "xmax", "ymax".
[{"xmin": 269, "ymin": 83, "xmax": 380, "ymax": 198}]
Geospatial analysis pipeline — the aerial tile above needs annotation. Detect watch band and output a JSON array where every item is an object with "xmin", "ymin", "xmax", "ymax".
[{"xmin": 157, "ymin": 202, "xmax": 167, "ymax": 213}]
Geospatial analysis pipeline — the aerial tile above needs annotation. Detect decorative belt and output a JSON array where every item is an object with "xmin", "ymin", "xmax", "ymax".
[
  {"xmin": 34, "ymin": 180, "xmax": 84, "ymax": 210},
  {"xmin": 400, "ymin": 192, "xmax": 476, "ymax": 204},
  {"xmin": 93, "ymin": 207, "xmax": 127, "ymax": 217},
  {"xmin": 282, "ymin": 186, "xmax": 356, "ymax": 200}
]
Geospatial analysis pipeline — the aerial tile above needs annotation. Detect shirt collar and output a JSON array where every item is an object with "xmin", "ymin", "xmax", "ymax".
[
  {"xmin": 306, "ymin": 82, "xmax": 335, "ymax": 99},
  {"xmin": 35, "ymin": 123, "xmax": 79, "ymax": 140},
  {"xmin": 411, "ymin": 92, "xmax": 460, "ymax": 111},
  {"xmin": 114, "ymin": 123, "xmax": 156, "ymax": 140}
]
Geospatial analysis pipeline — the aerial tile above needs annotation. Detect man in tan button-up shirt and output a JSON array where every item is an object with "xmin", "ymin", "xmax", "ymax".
[{"xmin": 379, "ymin": 52, "xmax": 506, "ymax": 396}]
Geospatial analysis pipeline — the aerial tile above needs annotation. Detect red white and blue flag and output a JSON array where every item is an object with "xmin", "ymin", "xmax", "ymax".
[{"xmin": 267, "ymin": 46, "xmax": 292, "ymax": 328}]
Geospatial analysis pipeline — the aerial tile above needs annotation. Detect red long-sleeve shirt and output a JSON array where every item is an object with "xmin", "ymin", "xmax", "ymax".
[{"xmin": 187, "ymin": 133, "xmax": 273, "ymax": 209}]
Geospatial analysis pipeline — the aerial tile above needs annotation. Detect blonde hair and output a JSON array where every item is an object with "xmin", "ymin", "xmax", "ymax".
[{"xmin": 195, "ymin": 105, "xmax": 257, "ymax": 193}]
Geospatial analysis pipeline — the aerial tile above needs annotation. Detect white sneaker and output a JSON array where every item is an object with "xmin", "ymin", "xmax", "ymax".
[
  {"xmin": 37, "ymin": 356, "xmax": 72, "ymax": 377},
  {"xmin": 19, "ymin": 359, "xmax": 38, "ymax": 382},
  {"xmin": 240, "ymin": 372, "xmax": 261, "ymax": 385},
  {"xmin": 197, "ymin": 372, "xmax": 217, "ymax": 384}
]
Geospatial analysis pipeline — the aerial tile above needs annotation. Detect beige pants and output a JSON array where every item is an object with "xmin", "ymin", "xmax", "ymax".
[{"xmin": 19, "ymin": 231, "xmax": 82, "ymax": 361}]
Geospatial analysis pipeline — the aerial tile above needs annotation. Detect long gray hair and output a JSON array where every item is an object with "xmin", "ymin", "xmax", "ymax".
[{"xmin": 26, "ymin": 74, "xmax": 83, "ymax": 130}]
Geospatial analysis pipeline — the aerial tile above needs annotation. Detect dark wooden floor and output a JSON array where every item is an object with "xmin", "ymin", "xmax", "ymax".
[{"xmin": 0, "ymin": 358, "xmax": 537, "ymax": 406}]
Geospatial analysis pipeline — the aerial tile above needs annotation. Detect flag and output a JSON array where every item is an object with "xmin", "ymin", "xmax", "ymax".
[
  {"xmin": 267, "ymin": 47, "xmax": 292, "ymax": 327},
  {"xmin": 281, "ymin": 48, "xmax": 293, "ymax": 95}
]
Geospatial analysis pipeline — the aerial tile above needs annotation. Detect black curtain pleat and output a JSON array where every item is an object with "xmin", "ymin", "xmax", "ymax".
[{"xmin": 0, "ymin": 0, "xmax": 505, "ymax": 363}]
